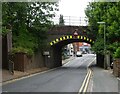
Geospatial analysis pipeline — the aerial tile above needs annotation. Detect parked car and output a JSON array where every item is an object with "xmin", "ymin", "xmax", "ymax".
[
  {"xmin": 76, "ymin": 51, "xmax": 82, "ymax": 57},
  {"xmin": 110, "ymin": 62, "xmax": 113, "ymax": 69}
]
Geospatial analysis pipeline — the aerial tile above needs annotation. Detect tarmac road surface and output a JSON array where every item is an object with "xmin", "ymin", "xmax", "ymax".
[{"xmin": 2, "ymin": 54, "xmax": 95, "ymax": 92}]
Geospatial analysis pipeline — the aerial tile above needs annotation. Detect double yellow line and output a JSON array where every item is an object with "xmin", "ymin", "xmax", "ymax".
[
  {"xmin": 78, "ymin": 58, "xmax": 95, "ymax": 94},
  {"xmin": 78, "ymin": 68, "xmax": 92, "ymax": 94}
]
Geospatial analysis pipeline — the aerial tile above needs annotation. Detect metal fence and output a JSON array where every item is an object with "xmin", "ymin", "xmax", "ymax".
[{"xmin": 51, "ymin": 15, "xmax": 88, "ymax": 26}]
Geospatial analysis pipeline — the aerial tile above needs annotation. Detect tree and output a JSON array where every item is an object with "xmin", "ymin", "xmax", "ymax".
[
  {"xmin": 85, "ymin": 2, "xmax": 120, "ymax": 55},
  {"xmin": 59, "ymin": 14, "xmax": 65, "ymax": 26},
  {"xmin": 2, "ymin": 2, "xmax": 59, "ymax": 55}
]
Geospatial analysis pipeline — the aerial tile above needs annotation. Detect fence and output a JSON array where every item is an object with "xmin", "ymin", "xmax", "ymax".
[{"xmin": 51, "ymin": 15, "xmax": 88, "ymax": 26}]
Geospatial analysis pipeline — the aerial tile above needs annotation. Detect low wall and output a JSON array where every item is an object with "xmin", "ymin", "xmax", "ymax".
[
  {"xmin": 2, "ymin": 35, "xmax": 8, "ymax": 69},
  {"xmin": 0, "ymin": 34, "xmax": 1, "ymax": 68},
  {"xmin": 96, "ymin": 54, "xmax": 104, "ymax": 68},
  {"xmin": 113, "ymin": 59, "xmax": 120, "ymax": 77},
  {"xmin": 13, "ymin": 51, "xmax": 45, "ymax": 72}
]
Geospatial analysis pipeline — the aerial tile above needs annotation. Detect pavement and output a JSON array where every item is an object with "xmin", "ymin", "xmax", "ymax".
[
  {"xmin": 2, "ymin": 56, "xmax": 75, "ymax": 83},
  {"xmin": 88, "ymin": 60, "xmax": 119, "ymax": 93}
]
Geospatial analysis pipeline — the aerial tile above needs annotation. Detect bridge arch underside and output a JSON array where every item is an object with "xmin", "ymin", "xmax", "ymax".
[
  {"xmin": 47, "ymin": 36, "xmax": 94, "ymax": 68},
  {"xmin": 51, "ymin": 38, "xmax": 93, "ymax": 48}
]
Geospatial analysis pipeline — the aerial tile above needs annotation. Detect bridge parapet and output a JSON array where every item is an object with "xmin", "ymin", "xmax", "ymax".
[
  {"xmin": 48, "ymin": 25, "xmax": 95, "ymax": 43},
  {"xmin": 51, "ymin": 15, "xmax": 88, "ymax": 26},
  {"xmin": 48, "ymin": 26, "xmax": 87, "ymax": 35}
]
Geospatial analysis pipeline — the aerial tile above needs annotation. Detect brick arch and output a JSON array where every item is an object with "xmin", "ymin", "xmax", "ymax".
[{"xmin": 45, "ymin": 25, "xmax": 97, "ymax": 68}]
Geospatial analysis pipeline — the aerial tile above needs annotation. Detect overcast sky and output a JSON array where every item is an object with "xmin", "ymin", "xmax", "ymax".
[
  {"xmin": 58, "ymin": 0, "xmax": 91, "ymax": 17},
  {"xmin": 53, "ymin": 0, "xmax": 92, "ymax": 25}
]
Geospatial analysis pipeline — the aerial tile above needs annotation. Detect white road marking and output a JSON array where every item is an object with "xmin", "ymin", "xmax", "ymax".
[
  {"xmin": 64, "ymin": 61, "xmax": 71, "ymax": 66},
  {"xmin": 87, "ymin": 58, "xmax": 96, "ymax": 68},
  {"xmin": 63, "ymin": 57, "xmax": 76, "ymax": 66}
]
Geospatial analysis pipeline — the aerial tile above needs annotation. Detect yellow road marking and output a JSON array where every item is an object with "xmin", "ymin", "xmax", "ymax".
[
  {"xmin": 83, "ymin": 69, "xmax": 92, "ymax": 93},
  {"xmin": 78, "ymin": 69, "xmax": 90, "ymax": 93},
  {"xmin": 78, "ymin": 58, "xmax": 95, "ymax": 94}
]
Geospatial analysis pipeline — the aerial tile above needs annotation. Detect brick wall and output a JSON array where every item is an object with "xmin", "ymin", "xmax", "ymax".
[
  {"xmin": 13, "ymin": 51, "xmax": 45, "ymax": 72},
  {"xmin": 0, "ymin": 34, "xmax": 2, "ymax": 68},
  {"xmin": 113, "ymin": 59, "xmax": 120, "ymax": 77}
]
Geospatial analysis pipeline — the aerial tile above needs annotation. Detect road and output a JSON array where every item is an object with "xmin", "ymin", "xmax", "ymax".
[{"xmin": 2, "ymin": 54, "xmax": 95, "ymax": 92}]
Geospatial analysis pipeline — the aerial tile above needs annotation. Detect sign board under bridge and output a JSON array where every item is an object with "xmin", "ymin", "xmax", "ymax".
[{"xmin": 43, "ymin": 51, "xmax": 50, "ymax": 55}]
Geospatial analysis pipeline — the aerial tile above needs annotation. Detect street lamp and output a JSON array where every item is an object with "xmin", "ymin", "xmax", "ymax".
[{"xmin": 97, "ymin": 22, "xmax": 107, "ymax": 69}]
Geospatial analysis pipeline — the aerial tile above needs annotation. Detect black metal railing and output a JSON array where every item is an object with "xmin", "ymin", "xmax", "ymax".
[{"xmin": 8, "ymin": 54, "xmax": 14, "ymax": 75}]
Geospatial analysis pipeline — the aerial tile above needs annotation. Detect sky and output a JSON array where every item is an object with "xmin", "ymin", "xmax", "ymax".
[
  {"xmin": 53, "ymin": 0, "xmax": 92, "ymax": 25},
  {"xmin": 58, "ymin": 0, "xmax": 90, "ymax": 17}
]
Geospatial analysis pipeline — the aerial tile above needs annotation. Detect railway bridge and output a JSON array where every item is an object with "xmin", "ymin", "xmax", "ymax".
[{"xmin": 44, "ymin": 25, "xmax": 100, "ymax": 68}]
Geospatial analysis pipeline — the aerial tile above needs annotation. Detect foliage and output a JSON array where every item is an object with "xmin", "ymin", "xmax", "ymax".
[
  {"xmin": 11, "ymin": 47, "xmax": 33, "ymax": 56},
  {"xmin": 2, "ymin": 27, "xmax": 10, "ymax": 36},
  {"xmin": 91, "ymin": 37, "xmax": 104, "ymax": 54},
  {"xmin": 59, "ymin": 14, "xmax": 65, "ymax": 26},
  {"xmin": 85, "ymin": 2, "xmax": 120, "ymax": 55},
  {"xmin": 2, "ymin": 2, "xmax": 58, "ymax": 55},
  {"xmin": 113, "ymin": 47, "xmax": 120, "ymax": 58}
]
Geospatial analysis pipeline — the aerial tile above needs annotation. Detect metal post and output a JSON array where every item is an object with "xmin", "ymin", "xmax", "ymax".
[
  {"xmin": 97, "ymin": 22, "xmax": 107, "ymax": 69},
  {"xmin": 104, "ymin": 23, "xmax": 106, "ymax": 69}
]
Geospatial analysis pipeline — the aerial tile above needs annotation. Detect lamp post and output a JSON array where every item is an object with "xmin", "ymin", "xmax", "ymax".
[{"xmin": 97, "ymin": 22, "xmax": 107, "ymax": 69}]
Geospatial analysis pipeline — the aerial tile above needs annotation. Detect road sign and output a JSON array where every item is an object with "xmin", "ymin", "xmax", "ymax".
[{"xmin": 43, "ymin": 51, "xmax": 50, "ymax": 55}]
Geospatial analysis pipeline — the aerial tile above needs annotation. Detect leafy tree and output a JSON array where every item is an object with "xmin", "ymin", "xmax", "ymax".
[
  {"xmin": 85, "ymin": 2, "xmax": 120, "ymax": 56},
  {"xmin": 2, "ymin": 2, "xmax": 59, "ymax": 55},
  {"xmin": 114, "ymin": 47, "xmax": 120, "ymax": 58}
]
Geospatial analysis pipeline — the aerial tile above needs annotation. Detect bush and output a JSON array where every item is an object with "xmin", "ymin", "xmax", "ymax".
[
  {"xmin": 113, "ymin": 47, "xmax": 120, "ymax": 58},
  {"xmin": 11, "ymin": 47, "xmax": 34, "ymax": 56}
]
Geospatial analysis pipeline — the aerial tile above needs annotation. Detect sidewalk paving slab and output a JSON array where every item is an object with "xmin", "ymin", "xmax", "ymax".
[
  {"xmin": 2, "ymin": 67, "xmax": 48, "ymax": 83},
  {"xmin": 91, "ymin": 65, "xmax": 118, "ymax": 92}
]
